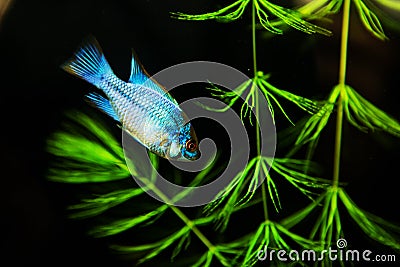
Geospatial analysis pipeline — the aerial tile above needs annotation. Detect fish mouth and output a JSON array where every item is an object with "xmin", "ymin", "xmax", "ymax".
[{"xmin": 184, "ymin": 150, "xmax": 201, "ymax": 161}]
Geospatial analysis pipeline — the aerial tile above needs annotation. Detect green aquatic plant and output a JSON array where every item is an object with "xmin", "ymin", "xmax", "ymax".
[
  {"xmin": 47, "ymin": 111, "xmax": 130, "ymax": 183},
  {"xmin": 47, "ymin": 0, "xmax": 400, "ymax": 266},
  {"xmin": 208, "ymin": 71, "xmax": 321, "ymax": 125},
  {"xmin": 171, "ymin": 0, "xmax": 331, "ymax": 35}
]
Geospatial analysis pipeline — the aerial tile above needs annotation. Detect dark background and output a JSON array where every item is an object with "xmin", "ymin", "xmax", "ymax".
[{"xmin": 1, "ymin": 0, "xmax": 399, "ymax": 266}]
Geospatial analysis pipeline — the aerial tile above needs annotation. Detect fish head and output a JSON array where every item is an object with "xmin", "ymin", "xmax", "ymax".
[
  {"xmin": 163, "ymin": 123, "xmax": 200, "ymax": 161},
  {"xmin": 176, "ymin": 123, "xmax": 200, "ymax": 161}
]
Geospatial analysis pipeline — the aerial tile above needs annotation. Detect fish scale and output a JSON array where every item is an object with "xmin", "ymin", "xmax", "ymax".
[{"xmin": 105, "ymin": 79, "xmax": 177, "ymax": 153}]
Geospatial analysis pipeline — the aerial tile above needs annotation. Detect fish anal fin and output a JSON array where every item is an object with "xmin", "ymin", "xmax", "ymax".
[{"xmin": 86, "ymin": 92, "xmax": 120, "ymax": 122}]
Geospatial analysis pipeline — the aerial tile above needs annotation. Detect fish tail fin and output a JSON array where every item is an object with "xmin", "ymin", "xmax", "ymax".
[{"xmin": 61, "ymin": 37, "xmax": 113, "ymax": 87}]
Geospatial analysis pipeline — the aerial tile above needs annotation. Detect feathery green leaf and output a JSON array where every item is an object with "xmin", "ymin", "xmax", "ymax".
[
  {"xmin": 172, "ymin": 0, "xmax": 331, "ymax": 35},
  {"xmin": 343, "ymin": 85, "xmax": 400, "ymax": 136},
  {"xmin": 47, "ymin": 111, "xmax": 129, "ymax": 183}
]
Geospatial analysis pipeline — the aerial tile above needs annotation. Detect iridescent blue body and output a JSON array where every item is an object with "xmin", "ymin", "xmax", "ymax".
[{"xmin": 62, "ymin": 38, "xmax": 200, "ymax": 160}]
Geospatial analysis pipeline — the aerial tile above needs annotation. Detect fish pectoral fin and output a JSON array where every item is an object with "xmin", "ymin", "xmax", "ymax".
[
  {"xmin": 167, "ymin": 141, "xmax": 181, "ymax": 159},
  {"xmin": 86, "ymin": 92, "xmax": 120, "ymax": 122}
]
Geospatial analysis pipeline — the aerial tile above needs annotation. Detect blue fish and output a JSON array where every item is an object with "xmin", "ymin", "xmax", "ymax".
[{"xmin": 61, "ymin": 38, "xmax": 200, "ymax": 161}]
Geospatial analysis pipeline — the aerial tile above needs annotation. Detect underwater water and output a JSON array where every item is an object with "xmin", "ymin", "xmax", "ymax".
[{"xmin": 1, "ymin": 0, "xmax": 400, "ymax": 266}]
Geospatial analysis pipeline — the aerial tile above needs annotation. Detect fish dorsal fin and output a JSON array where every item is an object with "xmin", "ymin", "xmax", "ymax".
[
  {"xmin": 128, "ymin": 51, "xmax": 178, "ymax": 105},
  {"xmin": 129, "ymin": 50, "xmax": 145, "ymax": 83}
]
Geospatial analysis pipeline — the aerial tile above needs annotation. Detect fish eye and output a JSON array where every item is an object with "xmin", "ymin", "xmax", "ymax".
[{"xmin": 185, "ymin": 139, "xmax": 197, "ymax": 152}]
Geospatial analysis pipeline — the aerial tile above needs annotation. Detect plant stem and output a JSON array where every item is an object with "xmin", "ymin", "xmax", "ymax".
[
  {"xmin": 143, "ymin": 180, "xmax": 228, "ymax": 265},
  {"xmin": 168, "ymin": 205, "xmax": 222, "ymax": 258},
  {"xmin": 252, "ymin": 0, "xmax": 261, "ymax": 157},
  {"xmin": 333, "ymin": 0, "xmax": 351, "ymax": 187},
  {"xmin": 261, "ymin": 179, "xmax": 269, "ymax": 219},
  {"xmin": 252, "ymin": 0, "xmax": 269, "ymax": 219},
  {"xmin": 252, "ymin": 0, "xmax": 258, "ymax": 78}
]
